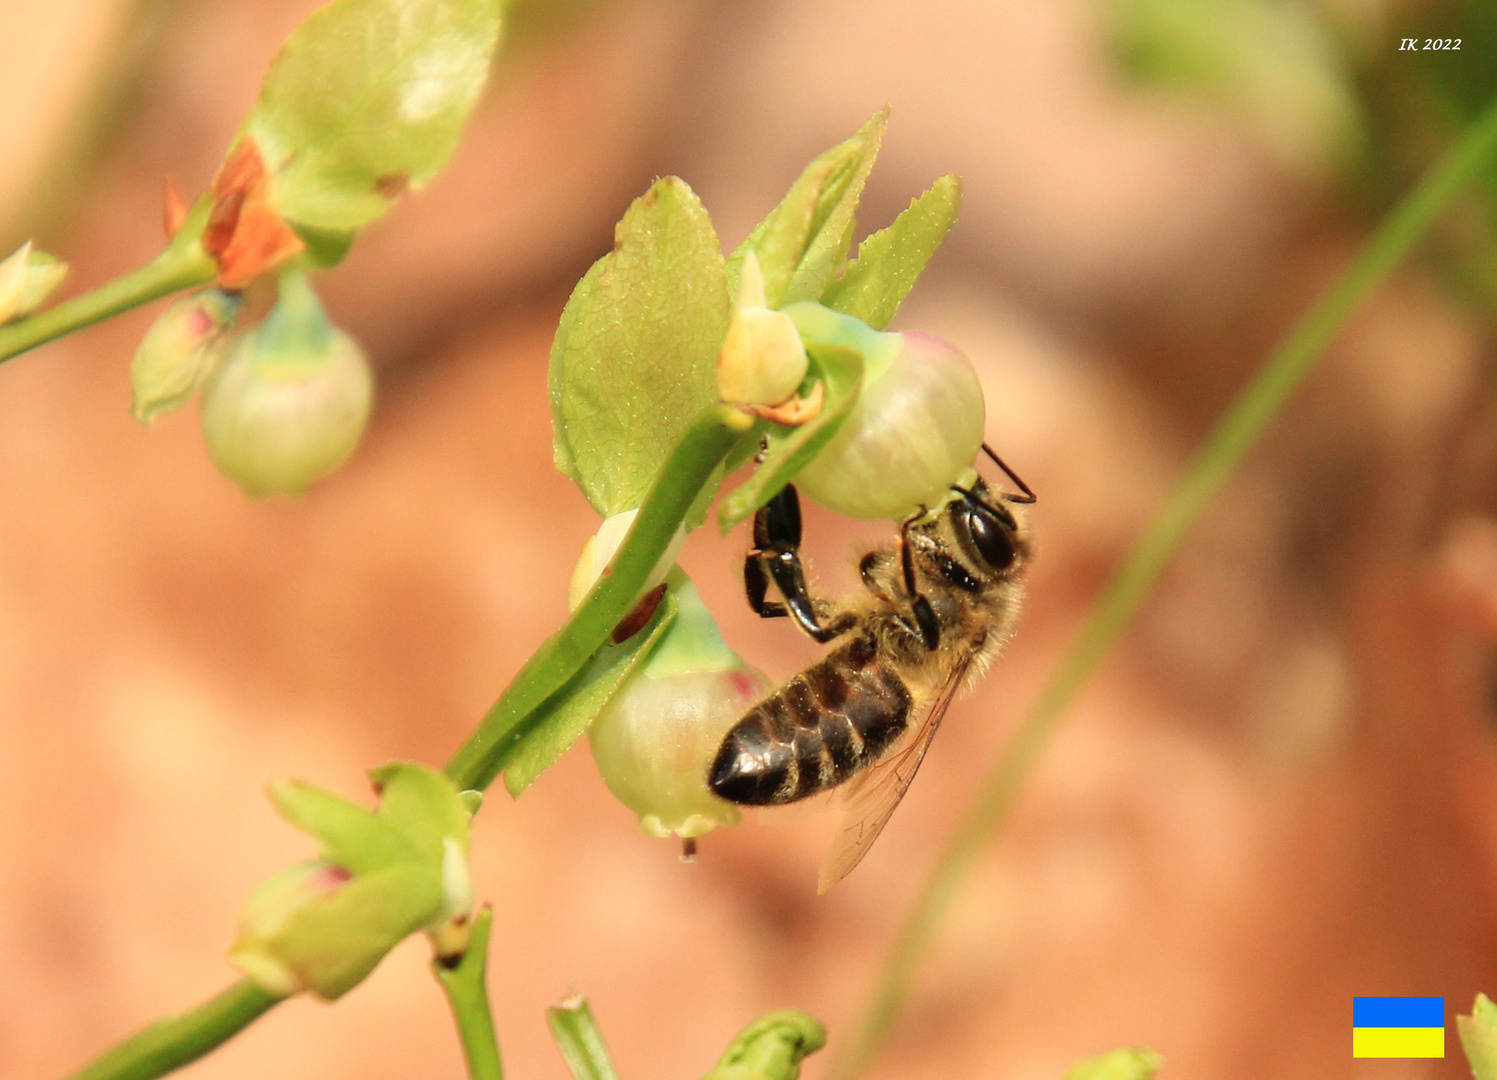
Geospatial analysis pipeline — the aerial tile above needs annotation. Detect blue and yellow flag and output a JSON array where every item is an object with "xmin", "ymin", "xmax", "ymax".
[{"xmin": 1353, "ymin": 997, "xmax": 1444, "ymax": 1058}]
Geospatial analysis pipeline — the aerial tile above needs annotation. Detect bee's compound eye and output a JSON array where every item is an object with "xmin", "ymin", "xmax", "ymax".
[{"xmin": 965, "ymin": 503, "xmax": 1017, "ymax": 571}]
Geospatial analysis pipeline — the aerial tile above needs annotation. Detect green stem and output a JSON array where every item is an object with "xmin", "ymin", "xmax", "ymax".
[
  {"xmin": 63, "ymin": 980, "xmax": 283, "ymax": 1080},
  {"xmin": 0, "ymin": 233, "xmax": 215, "ymax": 363},
  {"xmin": 445, "ymin": 402, "xmax": 754, "ymax": 792},
  {"xmin": 433, "ymin": 907, "xmax": 504, "ymax": 1080},
  {"xmin": 830, "ymin": 94, "xmax": 1497, "ymax": 1080},
  {"xmin": 547, "ymin": 994, "xmax": 619, "ymax": 1080}
]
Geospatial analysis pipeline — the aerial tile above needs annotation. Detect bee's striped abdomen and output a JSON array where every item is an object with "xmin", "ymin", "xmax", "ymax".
[{"xmin": 710, "ymin": 635, "xmax": 913, "ymax": 806}]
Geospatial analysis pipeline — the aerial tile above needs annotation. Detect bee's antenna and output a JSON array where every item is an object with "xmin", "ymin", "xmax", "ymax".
[
  {"xmin": 980, "ymin": 443, "xmax": 1035, "ymax": 504},
  {"xmin": 949, "ymin": 483, "xmax": 1017, "ymax": 531}
]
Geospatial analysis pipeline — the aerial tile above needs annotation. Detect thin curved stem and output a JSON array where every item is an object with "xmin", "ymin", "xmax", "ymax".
[
  {"xmin": 830, "ymin": 93, "xmax": 1497, "ymax": 1080},
  {"xmin": 0, "ymin": 231, "xmax": 215, "ymax": 363},
  {"xmin": 434, "ymin": 907, "xmax": 504, "ymax": 1080},
  {"xmin": 445, "ymin": 402, "xmax": 754, "ymax": 792},
  {"xmin": 62, "ymin": 980, "xmax": 283, "ymax": 1080}
]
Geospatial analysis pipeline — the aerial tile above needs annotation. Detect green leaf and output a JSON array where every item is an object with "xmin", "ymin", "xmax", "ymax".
[
  {"xmin": 550, "ymin": 177, "xmax": 731, "ymax": 516},
  {"xmin": 717, "ymin": 342, "xmax": 863, "ymax": 531},
  {"xmin": 503, "ymin": 590, "xmax": 677, "ymax": 796},
  {"xmin": 822, "ymin": 174, "xmax": 961, "ymax": 330},
  {"xmin": 1460, "ymin": 993, "xmax": 1497, "ymax": 1080},
  {"xmin": 245, "ymin": 0, "xmax": 505, "ymax": 233},
  {"xmin": 268, "ymin": 779, "xmax": 419, "ymax": 873},
  {"xmin": 368, "ymin": 761, "xmax": 473, "ymax": 861},
  {"xmin": 1062, "ymin": 1047, "xmax": 1164, "ymax": 1080},
  {"xmin": 728, "ymin": 109, "xmax": 887, "ymax": 308},
  {"xmin": 700, "ymin": 1010, "xmax": 827, "ymax": 1080}
]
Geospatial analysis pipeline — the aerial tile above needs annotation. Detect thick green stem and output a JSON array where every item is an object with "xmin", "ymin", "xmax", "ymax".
[
  {"xmin": 63, "ymin": 980, "xmax": 283, "ymax": 1080},
  {"xmin": 547, "ymin": 995, "xmax": 619, "ymax": 1080},
  {"xmin": 0, "ymin": 234, "xmax": 215, "ymax": 363},
  {"xmin": 434, "ymin": 907, "xmax": 504, "ymax": 1080},
  {"xmin": 830, "ymin": 94, "xmax": 1497, "ymax": 1080},
  {"xmin": 445, "ymin": 402, "xmax": 754, "ymax": 792}
]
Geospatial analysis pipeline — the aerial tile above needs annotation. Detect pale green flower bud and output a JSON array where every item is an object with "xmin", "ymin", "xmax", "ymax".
[
  {"xmin": 200, "ymin": 270, "xmax": 373, "ymax": 497},
  {"xmin": 1460, "ymin": 993, "xmax": 1497, "ymax": 1080},
  {"xmin": 589, "ymin": 578, "xmax": 769, "ymax": 840},
  {"xmin": 786, "ymin": 303, "xmax": 985, "ymax": 521},
  {"xmin": 718, "ymin": 251, "xmax": 808, "ymax": 408},
  {"xmin": 131, "ymin": 289, "xmax": 241, "ymax": 424},
  {"xmin": 703, "ymin": 1010, "xmax": 828, "ymax": 1080},
  {"xmin": 0, "ymin": 241, "xmax": 67, "ymax": 324},
  {"xmin": 568, "ymin": 508, "xmax": 687, "ymax": 611},
  {"xmin": 229, "ymin": 762, "xmax": 477, "ymax": 1000}
]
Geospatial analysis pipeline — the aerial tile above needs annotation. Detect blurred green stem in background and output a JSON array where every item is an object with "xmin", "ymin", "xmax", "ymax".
[
  {"xmin": 63, "ymin": 980, "xmax": 283, "ymax": 1080},
  {"xmin": 830, "ymin": 91, "xmax": 1497, "ymax": 1080},
  {"xmin": 2, "ymin": 0, "xmax": 201, "ymax": 249},
  {"xmin": 547, "ymin": 994, "xmax": 620, "ymax": 1080},
  {"xmin": 434, "ymin": 907, "xmax": 505, "ymax": 1080}
]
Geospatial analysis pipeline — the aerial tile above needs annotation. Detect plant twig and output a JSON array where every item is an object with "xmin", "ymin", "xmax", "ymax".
[
  {"xmin": 0, "ymin": 230, "xmax": 215, "ymax": 363},
  {"xmin": 445, "ymin": 402, "xmax": 754, "ymax": 792},
  {"xmin": 547, "ymin": 994, "xmax": 619, "ymax": 1080},
  {"xmin": 434, "ymin": 906, "xmax": 504, "ymax": 1080},
  {"xmin": 62, "ymin": 979, "xmax": 283, "ymax": 1080},
  {"xmin": 829, "ymin": 92, "xmax": 1497, "ymax": 1080}
]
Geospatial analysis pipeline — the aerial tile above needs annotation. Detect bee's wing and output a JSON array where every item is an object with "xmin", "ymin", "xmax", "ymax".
[{"xmin": 816, "ymin": 659, "xmax": 972, "ymax": 893}]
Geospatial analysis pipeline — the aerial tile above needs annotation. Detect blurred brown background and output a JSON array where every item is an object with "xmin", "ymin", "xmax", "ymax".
[{"xmin": 1, "ymin": 0, "xmax": 1496, "ymax": 1078}]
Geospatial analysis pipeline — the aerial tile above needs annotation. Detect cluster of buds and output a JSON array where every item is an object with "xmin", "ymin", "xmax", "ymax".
[
  {"xmin": 585, "ymin": 282, "xmax": 990, "ymax": 849},
  {"xmin": 230, "ymin": 762, "xmax": 479, "ymax": 999},
  {"xmin": 132, "ymin": 267, "xmax": 374, "ymax": 497}
]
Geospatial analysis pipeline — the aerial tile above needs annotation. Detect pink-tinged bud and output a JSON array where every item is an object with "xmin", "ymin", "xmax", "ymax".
[
  {"xmin": 229, "ymin": 763, "xmax": 477, "ymax": 999},
  {"xmin": 589, "ymin": 579, "xmax": 769, "ymax": 839},
  {"xmin": 793, "ymin": 330, "xmax": 985, "ymax": 520},
  {"xmin": 590, "ymin": 666, "xmax": 770, "ymax": 839},
  {"xmin": 199, "ymin": 270, "xmax": 373, "ymax": 496},
  {"xmin": 0, "ymin": 241, "xmax": 67, "ymax": 324},
  {"xmin": 718, "ymin": 252, "xmax": 809, "ymax": 409},
  {"xmin": 228, "ymin": 860, "xmax": 352, "ymax": 997},
  {"xmin": 131, "ymin": 289, "xmax": 241, "ymax": 424}
]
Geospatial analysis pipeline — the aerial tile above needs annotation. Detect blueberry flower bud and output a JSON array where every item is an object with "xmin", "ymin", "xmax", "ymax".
[
  {"xmin": 0, "ymin": 241, "xmax": 67, "ymax": 324},
  {"xmin": 589, "ymin": 578, "xmax": 769, "ymax": 840},
  {"xmin": 131, "ymin": 288, "xmax": 241, "ymax": 424},
  {"xmin": 199, "ymin": 269, "xmax": 373, "ymax": 497},
  {"xmin": 568, "ymin": 508, "xmax": 687, "ymax": 612},
  {"xmin": 229, "ymin": 762, "xmax": 478, "ymax": 999},
  {"xmin": 786, "ymin": 304, "xmax": 985, "ymax": 521},
  {"xmin": 718, "ymin": 251, "xmax": 809, "ymax": 409},
  {"xmin": 1460, "ymin": 994, "xmax": 1497, "ymax": 1080}
]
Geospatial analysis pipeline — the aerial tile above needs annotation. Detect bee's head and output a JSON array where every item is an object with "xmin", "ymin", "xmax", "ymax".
[{"xmin": 943, "ymin": 475, "xmax": 1031, "ymax": 579}]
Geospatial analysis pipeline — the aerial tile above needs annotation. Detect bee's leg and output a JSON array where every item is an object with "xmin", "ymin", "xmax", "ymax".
[
  {"xmin": 746, "ymin": 486, "xmax": 851, "ymax": 643},
  {"xmin": 899, "ymin": 512, "xmax": 941, "ymax": 651},
  {"xmin": 744, "ymin": 554, "xmax": 787, "ymax": 618},
  {"xmin": 745, "ymin": 485, "xmax": 802, "ymax": 618}
]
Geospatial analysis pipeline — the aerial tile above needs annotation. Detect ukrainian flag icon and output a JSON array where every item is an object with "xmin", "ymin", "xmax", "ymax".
[{"xmin": 1353, "ymin": 997, "xmax": 1445, "ymax": 1058}]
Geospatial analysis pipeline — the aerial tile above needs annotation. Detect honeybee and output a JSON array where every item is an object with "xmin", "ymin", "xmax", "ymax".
[{"xmin": 709, "ymin": 445, "xmax": 1034, "ymax": 891}]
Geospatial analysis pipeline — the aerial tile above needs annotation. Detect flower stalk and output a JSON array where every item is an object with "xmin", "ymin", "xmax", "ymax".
[{"xmin": 445, "ymin": 402, "xmax": 754, "ymax": 792}]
